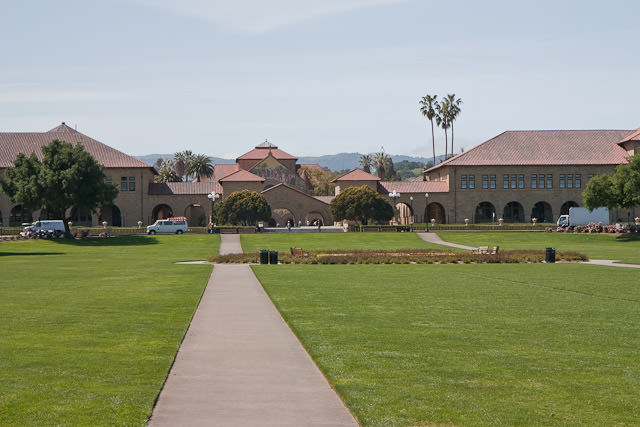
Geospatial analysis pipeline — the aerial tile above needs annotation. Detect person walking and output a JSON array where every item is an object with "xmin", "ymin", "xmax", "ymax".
[
  {"xmin": 317, "ymin": 219, "xmax": 322, "ymax": 232},
  {"xmin": 287, "ymin": 220, "xmax": 292, "ymax": 233}
]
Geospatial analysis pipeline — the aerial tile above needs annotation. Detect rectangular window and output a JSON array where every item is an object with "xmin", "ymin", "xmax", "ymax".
[
  {"xmin": 503, "ymin": 175, "xmax": 509, "ymax": 189},
  {"xmin": 560, "ymin": 174, "xmax": 566, "ymax": 189},
  {"xmin": 105, "ymin": 176, "xmax": 113, "ymax": 186},
  {"xmin": 588, "ymin": 173, "xmax": 594, "ymax": 179},
  {"xmin": 538, "ymin": 173, "xmax": 545, "ymax": 189},
  {"xmin": 490, "ymin": 175, "xmax": 496, "ymax": 189},
  {"xmin": 531, "ymin": 174, "xmax": 537, "ymax": 189},
  {"xmin": 576, "ymin": 174, "xmax": 581, "ymax": 188},
  {"xmin": 128, "ymin": 176, "xmax": 136, "ymax": 192},
  {"xmin": 518, "ymin": 174, "xmax": 525, "ymax": 189},
  {"xmin": 546, "ymin": 174, "xmax": 553, "ymax": 188},
  {"xmin": 510, "ymin": 174, "xmax": 517, "ymax": 189},
  {"xmin": 121, "ymin": 177, "xmax": 128, "ymax": 191},
  {"xmin": 461, "ymin": 175, "xmax": 467, "ymax": 189},
  {"xmin": 469, "ymin": 175, "xmax": 475, "ymax": 189},
  {"xmin": 482, "ymin": 175, "xmax": 488, "ymax": 189},
  {"xmin": 567, "ymin": 174, "xmax": 573, "ymax": 189}
]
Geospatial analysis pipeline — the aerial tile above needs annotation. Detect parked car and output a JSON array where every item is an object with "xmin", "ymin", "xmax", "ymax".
[
  {"xmin": 21, "ymin": 220, "xmax": 65, "ymax": 237},
  {"xmin": 146, "ymin": 219, "xmax": 188, "ymax": 235}
]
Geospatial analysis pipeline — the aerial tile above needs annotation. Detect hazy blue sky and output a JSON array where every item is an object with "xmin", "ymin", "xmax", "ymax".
[{"xmin": 1, "ymin": 0, "xmax": 638, "ymax": 158}]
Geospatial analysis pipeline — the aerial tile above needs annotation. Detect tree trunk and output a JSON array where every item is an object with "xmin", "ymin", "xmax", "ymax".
[
  {"xmin": 430, "ymin": 119, "xmax": 435, "ymax": 165},
  {"xmin": 451, "ymin": 122, "xmax": 455, "ymax": 157}
]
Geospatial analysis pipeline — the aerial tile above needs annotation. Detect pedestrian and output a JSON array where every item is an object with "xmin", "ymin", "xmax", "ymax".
[
  {"xmin": 317, "ymin": 218, "xmax": 322, "ymax": 232},
  {"xmin": 287, "ymin": 220, "xmax": 291, "ymax": 232}
]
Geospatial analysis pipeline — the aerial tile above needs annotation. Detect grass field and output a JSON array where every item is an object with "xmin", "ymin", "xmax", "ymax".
[
  {"xmin": 255, "ymin": 263, "xmax": 640, "ymax": 426},
  {"xmin": 436, "ymin": 231, "xmax": 640, "ymax": 264},
  {"xmin": 240, "ymin": 232, "xmax": 445, "ymax": 253},
  {"xmin": 0, "ymin": 234, "xmax": 218, "ymax": 425}
]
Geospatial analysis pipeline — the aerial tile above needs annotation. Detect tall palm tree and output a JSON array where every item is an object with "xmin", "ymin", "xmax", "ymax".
[
  {"xmin": 445, "ymin": 94, "xmax": 463, "ymax": 156},
  {"xmin": 173, "ymin": 150, "xmax": 194, "ymax": 181},
  {"xmin": 187, "ymin": 154, "xmax": 214, "ymax": 182},
  {"xmin": 154, "ymin": 159, "xmax": 181, "ymax": 183},
  {"xmin": 419, "ymin": 94, "xmax": 438, "ymax": 165},
  {"xmin": 436, "ymin": 99, "xmax": 451, "ymax": 158},
  {"xmin": 359, "ymin": 154, "xmax": 372, "ymax": 173},
  {"xmin": 373, "ymin": 152, "xmax": 387, "ymax": 179}
]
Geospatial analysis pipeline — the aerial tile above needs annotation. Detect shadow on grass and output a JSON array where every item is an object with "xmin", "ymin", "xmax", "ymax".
[
  {"xmin": 615, "ymin": 233, "xmax": 640, "ymax": 242},
  {"xmin": 0, "ymin": 252, "xmax": 65, "ymax": 256},
  {"xmin": 51, "ymin": 235, "xmax": 159, "ymax": 247}
]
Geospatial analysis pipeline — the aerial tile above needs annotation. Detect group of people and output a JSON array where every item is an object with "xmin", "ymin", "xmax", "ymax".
[{"xmin": 286, "ymin": 218, "xmax": 323, "ymax": 232}]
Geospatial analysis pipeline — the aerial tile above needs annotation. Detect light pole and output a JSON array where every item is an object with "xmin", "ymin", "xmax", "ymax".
[
  {"xmin": 424, "ymin": 192, "xmax": 429, "ymax": 230},
  {"xmin": 389, "ymin": 190, "xmax": 400, "ymax": 224},
  {"xmin": 207, "ymin": 191, "xmax": 220, "ymax": 232},
  {"xmin": 409, "ymin": 196, "xmax": 414, "ymax": 231}
]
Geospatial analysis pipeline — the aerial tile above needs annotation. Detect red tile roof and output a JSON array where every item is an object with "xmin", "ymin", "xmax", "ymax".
[
  {"xmin": 378, "ymin": 180, "xmax": 449, "ymax": 193},
  {"xmin": 236, "ymin": 145, "xmax": 297, "ymax": 161},
  {"xmin": 148, "ymin": 181, "xmax": 221, "ymax": 195},
  {"xmin": 331, "ymin": 168, "xmax": 380, "ymax": 182},
  {"xmin": 218, "ymin": 169, "xmax": 265, "ymax": 182},
  {"xmin": 620, "ymin": 128, "xmax": 640, "ymax": 143},
  {"xmin": 213, "ymin": 163, "xmax": 239, "ymax": 180},
  {"xmin": 427, "ymin": 130, "xmax": 633, "ymax": 171},
  {"xmin": 0, "ymin": 123, "xmax": 152, "ymax": 169}
]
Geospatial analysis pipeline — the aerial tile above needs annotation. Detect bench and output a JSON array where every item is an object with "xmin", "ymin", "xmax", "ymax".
[
  {"xmin": 290, "ymin": 247, "xmax": 307, "ymax": 257},
  {"xmin": 472, "ymin": 246, "xmax": 499, "ymax": 255}
]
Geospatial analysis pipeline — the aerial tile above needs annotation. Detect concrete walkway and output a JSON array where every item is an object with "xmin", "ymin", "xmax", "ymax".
[
  {"xmin": 149, "ymin": 235, "xmax": 358, "ymax": 426},
  {"xmin": 581, "ymin": 259, "xmax": 640, "ymax": 269},
  {"xmin": 417, "ymin": 232, "xmax": 475, "ymax": 250},
  {"xmin": 218, "ymin": 233, "xmax": 243, "ymax": 255}
]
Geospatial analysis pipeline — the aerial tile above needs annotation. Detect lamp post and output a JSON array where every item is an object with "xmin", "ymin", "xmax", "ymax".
[
  {"xmin": 409, "ymin": 196, "xmax": 414, "ymax": 231},
  {"xmin": 207, "ymin": 191, "xmax": 220, "ymax": 232},
  {"xmin": 389, "ymin": 190, "xmax": 400, "ymax": 224},
  {"xmin": 424, "ymin": 192, "xmax": 429, "ymax": 230}
]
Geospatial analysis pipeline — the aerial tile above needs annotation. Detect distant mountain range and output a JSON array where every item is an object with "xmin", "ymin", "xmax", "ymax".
[{"xmin": 135, "ymin": 152, "xmax": 445, "ymax": 171}]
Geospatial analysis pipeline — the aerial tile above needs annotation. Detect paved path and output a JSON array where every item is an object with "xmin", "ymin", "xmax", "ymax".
[
  {"xmin": 417, "ymin": 232, "xmax": 475, "ymax": 250},
  {"xmin": 218, "ymin": 234, "xmax": 243, "ymax": 255},
  {"xmin": 581, "ymin": 259, "xmax": 640, "ymax": 269},
  {"xmin": 149, "ymin": 235, "xmax": 358, "ymax": 427}
]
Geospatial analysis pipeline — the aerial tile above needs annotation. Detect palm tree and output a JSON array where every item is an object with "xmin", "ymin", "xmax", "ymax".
[
  {"xmin": 173, "ymin": 150, "xmax": 194, "ymax": 181},
  {"xmin": 436, "ymin": 99, "xmax": 451, "ymax": 158},
  {"xmin": 445, "ymin": 94, "xmax": 463, "ymax": 156},
  {"xmin": 154, "ymin": 159, "xmax": 181, "ymax": 183},
  {"xmin": 187, "ymin": 154, "xmax": 214, "ymax": 182},
  {"xmin": 419, "ymin": 94, "xmax": 438, "ymax": 165},
  {"xmin": 359, "ymin": 154, "xmax": 372, "ymax": 173},
  {"xmin": 372, "ymin": 152, "xmax": 387, "ymax": 179}
]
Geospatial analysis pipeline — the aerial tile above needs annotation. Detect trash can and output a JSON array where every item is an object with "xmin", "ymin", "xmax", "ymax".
[
  {"xmin": 545, "ymin": 247, "xmax": 556, "ymax": 263},
  {"xmin": 259, "ymin": 250, "xmax": 269, "ymax": 264},
  {"xmin": 269, "ymin": 250, "xmax": 278, "ymax": 265}
]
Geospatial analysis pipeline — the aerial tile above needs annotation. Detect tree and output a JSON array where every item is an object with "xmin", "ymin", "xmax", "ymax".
[
  {"xmin": 330, "ymin": 185, "xmax": 394, "ymax": 225},
  {"xmin": 154, "ymin": 159, "xmax": 181, "ymax": 183},
  {"xmin": 445, "ymin": 94, "xmax": 463, "ymax": 156},
  {"xmin": 419, "ymin": 94, "xmax": 438, "ymax": 165},
  {"xmin": 298, "ymin": 166, "xmax": 336, "ymax": 196},
  {"xmin": 173, "ymin": 150, "xmax": 194, "ymax": 181},
  {"xmin": 436, "ymin": 99, "xmax": 451, "ymax": 158},
  {"xmin": 359, "ymin": 154, "xmax": 372, "ymax": 173},
  {"xmin": 0, "ymin": 139, "xmax": 118, "ymax": 236},
  {"xmin": 214, "ymin": 190, "xmax": 271, "ymax": 226},
  {"xmin": 583, "ymin": 152, "xmax": 640, "ymax": 209},
  {"xmin": 186, "ymin": 154, "xmax": 213, "ymax": 182}
]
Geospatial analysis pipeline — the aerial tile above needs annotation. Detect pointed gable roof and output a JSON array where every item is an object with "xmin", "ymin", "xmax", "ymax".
[
  {"xmin": 236, "ymin": 140, "xmax": 297, "ymax": 161},
  {"xmin": 427, "ymin": 129, "xmax": 632, "ymax": 172},
  {"xmin": 619, "ymin": 128, "xmax": 640, "ymax": 143},
  {"xmin": 0, "ymin": 123, "xmax": 151, "ymax": 169},
  {"xmin": 331, "ymin": 168, "xmax": 380, "ymax": 183},
  {"xmin": 218, "ymin": 169, "xmax": 265, "ymax": 182}
]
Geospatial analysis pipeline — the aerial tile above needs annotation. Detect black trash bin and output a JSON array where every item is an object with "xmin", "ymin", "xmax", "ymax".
[
  {"xmin": 259, "ymin": 250, "xmax": 269, "ymax": 264},
  {"xmin": 269, "ymin": 250, "xmax": 278, "ymax": 265},
  {"xmin": 545, "ymin": 247, "xmax": 556, "ymax": 263}
]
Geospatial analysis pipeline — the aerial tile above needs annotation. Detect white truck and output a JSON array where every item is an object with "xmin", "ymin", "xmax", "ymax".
[
  {"xmin": 557, "ymin": 207, "xmax": 609, "ymax": 227},
  {"xmin": 21, "ymin": 220, "xmax": 66, "ymax": 237}
]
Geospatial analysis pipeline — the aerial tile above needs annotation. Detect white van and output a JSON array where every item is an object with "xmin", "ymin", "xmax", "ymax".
[
  {"xmin": 24, "ymin": 220, "xmax": 66, "ymax": 234},
  {"xmin": 146, "ymin": 219, "xmax": 188, "ymax": 235}
]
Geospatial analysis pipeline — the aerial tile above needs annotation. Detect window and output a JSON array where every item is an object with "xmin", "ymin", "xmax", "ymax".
[
  {"xmin": 560, "ymin": 174, "xmax": 565, "ymax": 189},
  {"xmin": 503, "ymin": 175, "xmax": 509, "ymax": 189},
  {"xmin": 469, "ymin": 175, "xmax": 475, "ymax": 189},
  {"xmin": 490, "ymin": 175, "xmax": 496, "ymax": 189},
  {"xmin": 510, "ymin": 174, "xmax": 517, "ymax": 189},
  {"xmin": 588, "ymin": 173, "xmax": 594, "ymax": 179},
  {"xmin": 518, "ymin": 174, "xmax": 525, "ymax": 189},
  {"xmin": 538, "ymin": 173, "xmax": 545, "ymax": 189},
  {"xmin": 531, "ymin": 174, "xmax": 537, "ymax": 189},
  {"xmin": 121, "ymin": 177, "xmax": 128, "ymax": 191},
  {"xmin": 482, "ymin": 175, "xmax": 489, "ymax": 189},
  {"xmin": 128, "ymin": 176, "xmax": 136, "ymax": 192},
  {"xmin": 576, "ymin": 174, "xmax": 581, "ymax": 188},
  {"xmin": 546, "ymin": 174, "xmax": 553, "ymax": 188},
  {"xmin": 567, "ymin": 174, "xmax": 573, "ymax": 189},
  {"xmin": 461, "ymin": 175, "xmax": 467, "ymax": 189},
  {"xmin": 105, "ymin": 176, "xmax": 113, "ymax": 186}
]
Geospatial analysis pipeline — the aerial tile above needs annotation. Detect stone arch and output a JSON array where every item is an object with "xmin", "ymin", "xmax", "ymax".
[
  {"xmin": 71, "ymin": 207, "xmax": 93, "ymax": 226},
  {"xmin": 10, "ymin": 205, "xmax": 32, "ymax": 226},
  {"xmin": 184, "ymin": 204, "xmax": 207, "ymax": 227},
  {"xmin": 560, "ymin": 201, "xmax": 579, "ymax": 215},
  {"xmin": 304, "ymin": 211, "xmax": 325, "ymax": 226},
  {"xmin": 474, "ymin": 201, "xmax": 496, "ymax": 223},
  {"xmin": 503, "ymin": 201, "xmax": 525, "ymax": 223},
  {"xmin": 271, "ymin": 208, "xmax": 295, "ymax": 227},
  {"xmin": 426, "ymin": 202, "xmax": 446, "ymax": 224},
  {"xmin": 396, "ymin": 202, "xmax": 413, "ymax": 225},
  {"xmin": 152, "ymin": 204, "xmax": 173, "ymax": 221},
  {"xmin": 531, "ymin": 202, "xmax": 553, "ymax": 223},
  {"xmin": 100, "ymin": 205, "xmax": 122, "ymax": 227}
]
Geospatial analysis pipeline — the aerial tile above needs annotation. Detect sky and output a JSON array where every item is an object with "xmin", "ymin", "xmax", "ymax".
[{"xmin": 1, "ymin": 0, "xmax": 638, "ymax": 159}]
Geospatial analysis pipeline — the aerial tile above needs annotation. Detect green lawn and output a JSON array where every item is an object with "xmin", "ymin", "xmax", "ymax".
[
  {"xmin": 0, "ymin": 234, "xmax": 218, "ymax": 426},
  {"xmin": 240, "ymin": 232, "xmax": 445, "ymax": 253},
  {"xmin": 255, "ymin": 263, "xmax": 640, "ymax": 426},
  {"xmin": 436, "ymin": 231, "xmax": 640, "ymax": 264}
]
